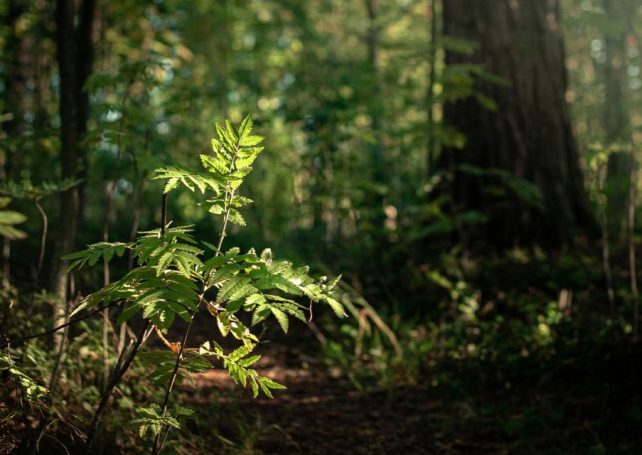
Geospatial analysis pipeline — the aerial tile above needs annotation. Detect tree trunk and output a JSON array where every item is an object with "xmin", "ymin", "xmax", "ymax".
[
  {"xmin": 2, "ymin": 0, "xmax": 28, "ymax": 178},
  {"xmin": 365, "ymin": 0, "xmax": 385, "ymax": 218},
  {"xmin": 51, "ymin": 0, "xmax": 96, "ymax": 335},
  {"xmin": 603, "ymin": 0, "xmax": 632, "ymax": 243},
  {"xmin": 2, "ymin": 0, "xmax": 29, "ymax": 287},
  {"xmin": 425, "ymin": 0, "xmax": 439, "ymax": 175},
  {"xmin": 441, "ymin": 0, "xmax": 597, "ymax": 247}
]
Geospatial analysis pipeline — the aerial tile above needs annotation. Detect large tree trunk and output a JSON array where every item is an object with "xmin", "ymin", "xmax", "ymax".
[
  {"xmin": 50, "ymin": 0, "xmax": 96, "ymax": 335},
  {"xmin": 441, "ymin": 0, "xmax": 597, "ymax": 247}
]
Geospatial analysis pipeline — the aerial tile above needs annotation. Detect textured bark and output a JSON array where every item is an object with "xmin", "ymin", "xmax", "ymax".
[{"xmin": 441, "ymin": 0, "xmax": 597, "ymax": 247}]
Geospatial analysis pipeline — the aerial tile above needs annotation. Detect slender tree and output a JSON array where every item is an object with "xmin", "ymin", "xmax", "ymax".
[
  {"xmin": 365, "ymin": 0, "xmax": 385, "ymax": 221},
  {"xmin": 425, "ymin": 0, "xmax": 439, "ymax": 175},
  {"xmin": 1, "ymin": 0, "xmax": 29, "ymax": 286},
  {"xmin": 603, "ymin": 0, "xmax": 633, "ymax": 243},
  {"xmin": 51, "ymin": 0, "xmax": 96, "ymax": 337}
]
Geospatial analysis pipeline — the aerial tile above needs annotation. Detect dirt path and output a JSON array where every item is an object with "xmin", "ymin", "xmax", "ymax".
[{"xmin": 180, "ymin": 345, "xmax": 441, "ymax": 454}]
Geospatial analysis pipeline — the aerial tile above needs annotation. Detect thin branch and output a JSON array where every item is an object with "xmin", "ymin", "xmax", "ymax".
[
  {"xmin": 601, "ymin": 207, "xmax": 617, "ymax": 314},
  {"xmin": 84, "ymin": 321, "xmax": 153, "ymax": 453},
  {"xmin": 34, "ymin": 197, "xmax": 48, "ymax": 279},
  {"xmin": 628, "ymin": 143, "xmax": 639, "ymax": 342},
  {"xmin": 0, "ymin": 302, "xmax": 114, "ymax": 349},
  {"xmin": 85, "ymin": 192, "xmax": 168, "ymax": 452}
]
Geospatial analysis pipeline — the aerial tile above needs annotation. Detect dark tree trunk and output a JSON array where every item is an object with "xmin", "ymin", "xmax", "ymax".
[
  {"xmin": 1, "ymin": 0, "xmax": 28, "ymax": 288},
  {"xmin": 425, "ymin": 0, "xmax": 439, "ymax": 175},
  {"xmin": 603, "ymin": 0, "xmax": 632, "ymax": 243},
  {"xmin": 441, "ymin": 0, "xmax": 597, "ymax": 248},
  {"xmin": 50, "ymin": 0, "xmax": 96, "ymax": 326},
  {"xmin": 2, "ymin": 0, "xmax": 29, "ymax": 178},
  {"xmin": 365, "ymin": 0, "xmax": 385, "ymax": 219}
]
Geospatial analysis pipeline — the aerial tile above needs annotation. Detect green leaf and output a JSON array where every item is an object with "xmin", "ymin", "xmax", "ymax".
[
  {"xmin": 153, "ymin": 167, "xmax": 221, "ymax": 195},
  {"xmin": 251, "ymin": 305, "xmax": 271, "ymax": 326},
  {"xmin": 217, "ymin": 314, "xmax": 230, "ymax": 337},
  {"xmin": 225, "ymin": 299, "xmax": 245, "ymax": 313},
  {"xmin": 0, "ymin": 211, "xmax": 26, "ymax": 224},
  {"xmin": 326, "ymin": 275, "xmax": 342, "ymax": 291},
  {"xmin": 227, "ymin": 209, "xmax": 246, "ymax": 226},
  {"xmin": 270, "ymin": 307, "xmax": 289, "ymax": 333},
  {"xmin": 238, "ymin": 114, "xmax": 253, "ymax": 138},
  {"xmin": 324, "ymin": 296, "xmax": 346, "ymax": 318},
  {"xmin": 240, "ymin": 135, "xmax": 264, "ymax": 147},
  {"xmin": 260, "ymin": 376, "xmax": 286, "ymax": 390},
  {"xmin": 250, "ymin": 378, "xmax": 259, "ymax": 398},
  {"xmin": 0, "ymin": 199, "xmax": 27, "ymax": 240},
  {"xmin": 218, "ymin": 276, "xmax": 251, "ymax": 302},
  {"xmin": 228, "ymin": 344, "xmax": 253, "ymax": 362},
  {"xmin": 257, "ymin": 376, "xmax": 286, "ymax": 398},
  {"xmin": 260, "ymin": 248, "xmax": 272, "ymax": 262},
  {"xmin": 238, "ymin": 355, "xmax": 261, "ymax": 368}
]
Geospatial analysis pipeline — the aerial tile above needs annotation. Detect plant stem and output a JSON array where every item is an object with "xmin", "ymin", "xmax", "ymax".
[
  {"xmin": 601, "ymin": 208, "xmax": 617, "ymax": 315},
  {"xmin": 85, "ymin": 192, "xmax": 169, "ymax": 453},
  {"xmin": 151, "ymin": 320, "xmax": 192, "ymax": 455},
  {"xmin": 34, "ymin": 197, "xmax": 47, "ymax": 280},
  {"xmin": 0, "ymin": 302, "xmax": 114, "ymax": 349},
  {"xmin": 152, "ymin": 150, "xmax": 239, "ymax": 455},
  {"xmin": 628, "ymin": 145, "xmax": 639, "ymax": 342},
  {"xmin": 1, "ymin": 237, "xmax": 10, "ymax": 289},
  {"xmin": 84, "ymin": 320, "xmax": 153, "ymax": 453},
  {"xmin": 48, "ymin": 295, "xmax": 71, "ymax": 391}
]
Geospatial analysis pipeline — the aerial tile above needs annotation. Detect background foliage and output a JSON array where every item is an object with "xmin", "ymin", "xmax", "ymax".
[{"xmin": 2, "ymin": 0, "xmax": 642, "ymax": 453}]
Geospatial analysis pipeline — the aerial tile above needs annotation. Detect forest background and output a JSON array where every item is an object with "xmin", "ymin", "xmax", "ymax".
[{"xmin": 1, "ymin": 0, "xmax": 642, "ymax": 453}]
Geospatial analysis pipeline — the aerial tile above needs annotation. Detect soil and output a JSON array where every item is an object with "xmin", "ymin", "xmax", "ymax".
[{"xmin": 180, "ymin": 344, "xmax": 442, "ymax": 455}]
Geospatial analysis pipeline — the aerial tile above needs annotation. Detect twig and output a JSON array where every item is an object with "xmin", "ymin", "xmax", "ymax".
[
  {"xmin": 86, "ymin": 192, "xmax": 169, "ymax": 453},
  {"xmin": 2, "ymin": 237, "xmax": 10, "ymax": 289},
  {"xmin": 307, "ymin": 320, "xmax": 328, "ymax": 346},
  {"xmin": 30, "ymin": 278, "xmax": 77, "ymax": 455},
  {"xmin": 0, "ymin": 302, "xmax": 114, "ymax": 349},
  {"xmin": 49, "ymin": 291, "xmax": 73, "ymax": 391},
  {"xmin": 84, "ymin": 321, "xmax": 153, "ymax": 453},
  {"xmin": 34, "ymin": 197, "xmax": 48, "ymax": 279},
  {"xmin": 151, "ymin": 321, "xmax": 193, "ymax": 455},
  {"xmin": 600, "ymin": 209, "xmax": 616, "ymax": 315}
]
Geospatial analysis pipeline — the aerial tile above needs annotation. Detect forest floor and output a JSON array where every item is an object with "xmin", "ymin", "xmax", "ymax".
[
  {"xmin": 3, "ymin": 317, "xmax": 640, "ymax": 454},
  {"xmin": 173, "ymin": 327, "xmax": 642, "ymax": 455},
  {"xmin": 180, "ymin": 344, "xmax": 444, "ymax": 454}
]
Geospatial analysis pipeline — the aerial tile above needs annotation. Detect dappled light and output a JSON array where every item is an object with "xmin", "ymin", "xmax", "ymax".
[{"xmin": 1, "ymin": 0, "xmax": 642, "ymax": 453}]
